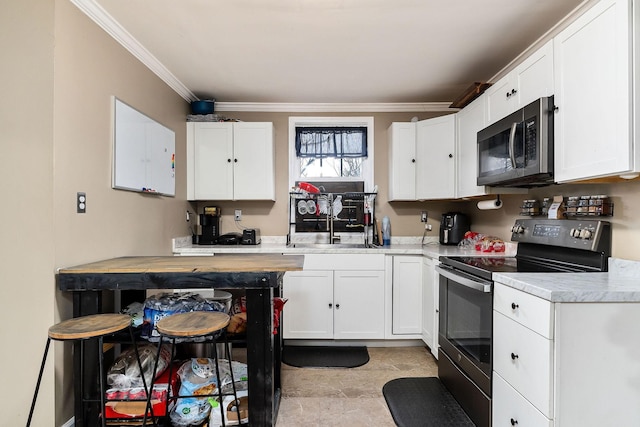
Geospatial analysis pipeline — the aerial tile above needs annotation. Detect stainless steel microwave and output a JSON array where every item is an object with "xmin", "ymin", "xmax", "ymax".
[{"xmin": 477, "ymin": 96, "xmax": 554, "ymax": 187}]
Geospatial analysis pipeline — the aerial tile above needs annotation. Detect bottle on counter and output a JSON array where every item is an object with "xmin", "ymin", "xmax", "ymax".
[{"xmin": 382, "ymin": 216, "xmax": 391, "ymax": 246}]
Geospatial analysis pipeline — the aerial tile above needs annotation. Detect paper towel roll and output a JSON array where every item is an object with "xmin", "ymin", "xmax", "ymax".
[{"xmin": 477, "ymin": 199, "xmax": 502, "ymax": 210}]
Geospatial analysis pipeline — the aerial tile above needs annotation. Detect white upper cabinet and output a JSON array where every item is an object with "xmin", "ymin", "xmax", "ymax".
[
  {"xmin": 187, "ymin": 122, "xmax": 275, "ymax": 201},
  {"xmin": 388, "ymin": 122, "xmax": 417, "ymax": 201},
  {"xmin": 455, "ymin": 95, "xmax": 487, "ymax": 198},
  {"xmin": 553, "ymin": 0, "xmax": 637, "ymax": 182},
  {"xmin": 486, "ymin": 40, "xmax": 554, "ymax": 125},
  {"xmin": 416, "ymin": 115, "xmax": 456, "ymax": 200},
  {"xmin": 388, "ymin": 115, "xmax": 455, "ymax": 201}
]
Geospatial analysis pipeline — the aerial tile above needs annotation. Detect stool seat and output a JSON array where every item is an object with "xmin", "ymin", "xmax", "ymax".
[
  {"xmin": 48, "ymin": 313, "xmax": 131, "ymax": 340},
  {"xmin": 156, "ymin": 311, "xmax": 230, "ymax": 337}
]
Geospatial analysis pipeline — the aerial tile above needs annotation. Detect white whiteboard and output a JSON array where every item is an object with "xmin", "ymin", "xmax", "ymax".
[{"xmin": 112, "ymin": 97, "xmax": 175, "ymax": 196}]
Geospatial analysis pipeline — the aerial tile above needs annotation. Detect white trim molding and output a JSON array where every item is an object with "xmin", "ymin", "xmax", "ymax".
[{"xmin": 216, "ymin": 102, "xmax": 457, "ymax": 113}]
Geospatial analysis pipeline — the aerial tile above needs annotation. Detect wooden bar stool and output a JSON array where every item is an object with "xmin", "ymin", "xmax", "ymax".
[
  {"xmin": 27, "ymin": 313, "xmax": 150, "ymax": 427},
  {"xmin": 143, "ymin": 311, "xmax": 240, "ymax": 427}
]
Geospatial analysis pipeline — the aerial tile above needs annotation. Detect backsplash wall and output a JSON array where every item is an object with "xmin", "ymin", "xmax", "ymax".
[{"xmin": 467, "ymin": 180, "xmax": 640, "ymax": 261}]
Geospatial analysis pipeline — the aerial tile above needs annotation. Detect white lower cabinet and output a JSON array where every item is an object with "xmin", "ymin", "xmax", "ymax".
[
  {"xmin": 493, "ymin": 282, "xmax": 640, "ymax": 426},
  {"xmin": 493, "ymin": 373, "xmax": 553, "ymax": 427},
  {"xmin": 282, "ymin": 270, "xmax": 334, "ymax": 339},
  {"xmin": 421, "ymin": 257, "xmax": 438, "ymax": 358},
  {"xmin": 391, "ymin": 256, "xmax": 423, "ymax": 335},
  {"xmin": 282, "ymin": 254, "xmax": 385, "ymax": 340}
]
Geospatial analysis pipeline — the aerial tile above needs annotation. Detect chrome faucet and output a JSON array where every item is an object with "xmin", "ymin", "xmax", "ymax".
[{"xmin": 327, "ymin": 194, "xmax": 341, "ymax": 244}]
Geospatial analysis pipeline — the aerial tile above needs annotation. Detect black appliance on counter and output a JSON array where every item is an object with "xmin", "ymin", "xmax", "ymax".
[
  {"xmin": 218, "ymin": 232, "xmax": 242, "ymax": 245},
  {"xmin": 439, "ymin": 212, "xmax": 471, "ymax": 245},
  {"xmin": 436, "ymin": 218, "xmax": 611, "ymax": 427},
  {"xmin": 241, "ymin": 228, "xmax": 261, "ymax": 245},
  {"xmin": 195, "ymin": 208, "xmax": 220, "ymax": 245}
]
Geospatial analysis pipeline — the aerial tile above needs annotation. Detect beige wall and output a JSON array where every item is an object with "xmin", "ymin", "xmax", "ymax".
[
  {"xmin": 3, "ymin": 0, "xmax": 190, "ymax": 425},
  {"xmin": 469, "ymin": 181, "xmax": 640, "ymax": 261},
  {"xmin": 1, "ymin": 0, "xmax": 56, "ymax": 425}
]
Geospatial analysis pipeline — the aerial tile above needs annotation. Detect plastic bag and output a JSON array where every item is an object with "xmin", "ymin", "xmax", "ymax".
[
  {"xmin": 142, "ymin": 292, "xmax": 226, "ymax": 342},
  {"xmin": 170, "ymin": 358, "xmax": 219, "ymax": 426},
  {"xmin": 107, "ymin": 343, "xmax": 171, "ymax": 389},
  {"xmin": 208, "ymin": 390, "xmax": 249, "ymax": 427},
  {"xmin": 170, "ymin": 358, "xmax": 249, "ymax": 426},
  {"xmin": 457, "ymin": 232, "xmax": 505, "ymax": 253}
]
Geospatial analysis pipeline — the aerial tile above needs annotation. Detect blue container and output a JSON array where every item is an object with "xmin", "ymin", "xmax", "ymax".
[{"xmin": 190, "ymin": 100, "xmax": 215, "ymax": 115}]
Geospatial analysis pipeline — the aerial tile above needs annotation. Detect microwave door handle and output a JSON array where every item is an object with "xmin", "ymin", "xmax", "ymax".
[
  {"xmin": 508, "ymin": 122, "xmax": 518, "ymax": 169},
  {"xmin": 435, "ymin": 265, "xmax": 492, "ymax": 293}
]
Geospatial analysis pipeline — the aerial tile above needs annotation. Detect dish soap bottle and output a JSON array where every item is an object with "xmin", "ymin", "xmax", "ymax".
[{"xmin": 382, "ymin": 216, "xmax": 391, "ymax": 246}]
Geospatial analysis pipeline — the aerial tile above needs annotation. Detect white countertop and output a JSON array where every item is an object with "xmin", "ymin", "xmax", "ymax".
[
  {"xmin": 172, "ymin": 236, "xmax": 518, "ymax": 258},
  {"xmin": 494, "ymin": 258, "xmax": 640, "ymax": 303}
]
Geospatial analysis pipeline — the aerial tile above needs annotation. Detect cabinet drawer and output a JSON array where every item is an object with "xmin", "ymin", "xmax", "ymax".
[
  {"xmin": 494, "ymin": 282, "xmax": 553, "ymax": 338},
  {"xmin": 493, "ymin": 372, "xmax": 553, "ymax": 427},
  {"xmin": 302, "ymin": 254, "xmax": 385, "ymax": 271},
  {"xmin": 493, "ymin": 311, "xmax": 553, "ymax": 418}
]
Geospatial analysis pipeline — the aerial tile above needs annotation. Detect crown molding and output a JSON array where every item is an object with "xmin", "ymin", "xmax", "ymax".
[
  {"xmin": 70, "ymin": 0, "xmax": 197, "ymax": 102},
  {"xmin": 215, "ymin": 102, "xmax": 457, "ymax": 113}
]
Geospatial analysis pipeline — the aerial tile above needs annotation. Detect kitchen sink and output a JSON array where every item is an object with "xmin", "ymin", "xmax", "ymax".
[{"xmin": 287, "ymin": 242, "xmax": 372, "ymax": 249}]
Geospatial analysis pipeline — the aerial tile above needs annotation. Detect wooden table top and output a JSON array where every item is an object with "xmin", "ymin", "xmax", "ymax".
[{"xmin": 58, "ymin": 254, "xmax": 305, "ymax": 274}]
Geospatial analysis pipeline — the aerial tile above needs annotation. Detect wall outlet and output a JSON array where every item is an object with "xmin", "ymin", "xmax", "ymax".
[
  {"xmin": 421, "ymin": 211, "xmax": 428, "ymax": 222},
  {"xmin": 77, "ymin": 192, "xmax": 86, "ymax": 213},
  {"xmin": 234, "ymin": 209, "xmax": 242, "ymax": 221}
]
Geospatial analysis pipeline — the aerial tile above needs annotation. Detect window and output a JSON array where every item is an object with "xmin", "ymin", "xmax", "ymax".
[{"xmin": 289, "ymin": 117, "xmax": 374, "ymax": 190}]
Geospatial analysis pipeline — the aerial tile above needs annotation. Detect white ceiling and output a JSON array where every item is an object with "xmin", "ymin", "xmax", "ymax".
[{"xmin": 79, "ymin": 0, "xmax": 587, "ymax": 106}]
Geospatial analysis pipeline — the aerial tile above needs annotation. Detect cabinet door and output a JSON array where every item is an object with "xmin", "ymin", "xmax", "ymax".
[
  {"xmin": 415, "ymin": 115, "xmax": 456, "ymax": 200},
  {"xmin": 388, "ymin": 122, "xmax": 417, "ymax": 201},
  {"xmin": 232, "ymin": 122, "xmax": 275, "ymax": 200},
  {"xmin": 282, "ymin": 270, "xmax": 333, "ymax": 339},
  {"xmin": 485, "ymin": 74, "xmax": 516, "ymax": 126},
  {"xmin": 515, "ymin": 40, "xmax": 554, "ymax": 108},
  {"xmin": 455, "ymin": 95, "xmax": 487, "ymax": 198},
  {"xmin": 392, "ymin": 256, "xmax": 422, "ymax": 335},
  {"xmin": 333, "ymin": 270, "xmax": 385, "ymax": 339},
  {"xmin": 189, "ymin": 122, "xmax": 234, "ymax": 200},
  {"xmin": 553, "ymin": 0, "xmax": 632, "ymax": 182},
  {"xmin": 421, "ymin": 258, "xmax": 435, "ymax": 349}
]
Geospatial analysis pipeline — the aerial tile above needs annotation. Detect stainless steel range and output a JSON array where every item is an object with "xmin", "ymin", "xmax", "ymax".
[{"xmin": 436, "ymin": 218, "xmax": 611, "ymax": 427}]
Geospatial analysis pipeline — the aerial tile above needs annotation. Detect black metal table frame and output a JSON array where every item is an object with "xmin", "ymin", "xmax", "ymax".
[{"xmin": 58, "ymin": 270, "xmax": 284, "ymax": 427}]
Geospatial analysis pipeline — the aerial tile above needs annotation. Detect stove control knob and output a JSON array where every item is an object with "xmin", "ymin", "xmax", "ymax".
[
  {"xmin": 581, "ymin": 229, "xmax": 592, "ymax": 240},
  {"xmin": 571, "ymin": 228, "xmax": 580, "ymax": 238},
  {"xmin": 513, "ymin": 225, "xmax": 524, "ymax": 234}
]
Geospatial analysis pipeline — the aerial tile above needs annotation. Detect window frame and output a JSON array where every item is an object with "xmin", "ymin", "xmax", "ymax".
[{"xmin": 288, "ymin": 116, "xmax": 374, "ymax": 191}]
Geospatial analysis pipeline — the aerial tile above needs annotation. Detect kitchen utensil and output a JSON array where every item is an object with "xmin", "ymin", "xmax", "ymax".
[
  {"xmin": 306, "ymin": 200, "xmax": 316, "ymax": 215},
  {"xmin": 298, "ymin": 182, "xmax": 320, "ymax": 194},
  {"xmin": 376, "ymin": 218, "xmax": 383, "ymax": 245},
  {"xmin": 297, "ymin": 200, "xmax": 308, "ymax": 215}
]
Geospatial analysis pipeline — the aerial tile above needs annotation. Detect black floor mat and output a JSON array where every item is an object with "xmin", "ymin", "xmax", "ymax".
[
  {"xmin": 383, "ymin": 377, "xmax": 474, "ymax": 427},
  {"xmin": 282, "ymin": 345, "xmax": 369, "ymax": 368}
]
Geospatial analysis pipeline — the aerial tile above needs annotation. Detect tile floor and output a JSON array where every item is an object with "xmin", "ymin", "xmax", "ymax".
[{"xmin": 275, "ymin": 346, "xmax": 439, "ymax": 427}]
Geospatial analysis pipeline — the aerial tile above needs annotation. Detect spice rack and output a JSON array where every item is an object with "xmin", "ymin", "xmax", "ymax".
[{"xmin": 520, "ymin": 195, "xmax": 614, "ymax": 218}]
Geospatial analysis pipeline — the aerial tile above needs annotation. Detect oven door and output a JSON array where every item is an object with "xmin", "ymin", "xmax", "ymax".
[{"xmin": 437, "ymin": 264, "xmax": 493, "ymax": 395}]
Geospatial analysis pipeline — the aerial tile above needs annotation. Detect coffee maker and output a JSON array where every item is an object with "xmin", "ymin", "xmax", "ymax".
[
  {"xmin": 195, "ymin": 206, "xmax": 220, "ymax": 245},
  {"xmin": 439, "ymin": 212, "xmax": 470, "ymax": 245}
]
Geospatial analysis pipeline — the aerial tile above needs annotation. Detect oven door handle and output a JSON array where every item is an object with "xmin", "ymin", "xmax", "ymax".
[{"xmin": 436, "ymin": 265, "xmax": 492, "ymax": 293}]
